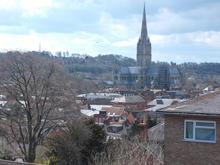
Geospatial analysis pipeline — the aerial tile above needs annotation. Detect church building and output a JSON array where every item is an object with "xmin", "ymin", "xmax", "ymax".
[{"xmin": 113, "ymin": 5, "xmax": 182, "ymax": 89}]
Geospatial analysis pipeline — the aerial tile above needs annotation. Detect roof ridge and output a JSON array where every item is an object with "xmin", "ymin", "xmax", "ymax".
[{"xmin": 158, "ymin": 90, "xmax": 220, "ymax": 111}]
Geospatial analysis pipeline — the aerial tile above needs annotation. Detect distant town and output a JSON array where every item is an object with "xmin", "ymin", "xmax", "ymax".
[{"xmin": 0, "ymin": 2, "xmax": 220, "ymax": 165}]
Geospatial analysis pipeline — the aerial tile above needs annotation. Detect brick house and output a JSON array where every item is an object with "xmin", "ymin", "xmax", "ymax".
[{"xmin": 158, "ymin": 92, "xmax": 220, "ymax": 165}]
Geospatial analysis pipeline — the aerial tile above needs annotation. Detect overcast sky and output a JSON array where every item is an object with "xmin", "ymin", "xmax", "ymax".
[{"xmin": 0, "ymin": 0, "xmax": 220, "ymax": 63}]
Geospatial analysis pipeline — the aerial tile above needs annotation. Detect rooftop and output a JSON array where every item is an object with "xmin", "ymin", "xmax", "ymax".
[
  {"xmin": 77, "ymin": 93, "xmax": 122, "ymax": 99},
  {"xmin": 90, "ymin": 104, "xmax": 112, "ymax": 110},
  {"xmin": 120, "ymin": 66, "xmax": 141, "ymax": 74},
  {"xmin": 145, "ymin": 99, "xmax": 182, "ymax": 112},
  {"xmin": 80, "ymin": 109, "xmax": 100, "ymax": 117},
  {"xmin": 112, "ymin": 95, "xmax": 145, "ymax": 104},
  {"xmin": 158, "ymin": 91, "xmax": 220, "ymax": 116},
  {"xmin": 102, "ymin": 106, "xmax": 125, "ymax": 116},
  {"xmin": 146, "ymin": 66, "xmax": 159, "ymax": 75}
]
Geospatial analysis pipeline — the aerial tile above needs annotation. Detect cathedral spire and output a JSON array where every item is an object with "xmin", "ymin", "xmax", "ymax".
[
  {"xmin": 140, "ymin": 3, "xmax": 148, "ymax": 39},
  {"xmin": 137, "ymin": 3, "xmax": 151, "ymax": 68}
]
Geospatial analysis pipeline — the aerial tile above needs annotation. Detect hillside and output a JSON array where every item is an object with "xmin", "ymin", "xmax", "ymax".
[
  {"xmin": 2, "ymin": 51, "xmax": 220, "ymax": 84},
  {"xmin": 54, "ymin": 54, "xmax": 137, "ymax": 74}
]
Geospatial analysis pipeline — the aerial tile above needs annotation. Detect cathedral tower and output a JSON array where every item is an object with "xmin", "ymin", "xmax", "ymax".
[{"xmin": 137, "ymin": 4, "xmax": 151, "ymax": 67}]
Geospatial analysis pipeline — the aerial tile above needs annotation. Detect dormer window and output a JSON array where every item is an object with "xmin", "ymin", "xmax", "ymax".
[{"xmin": 156, "ymin": 99, "xmax": 163, "ymax": 104}]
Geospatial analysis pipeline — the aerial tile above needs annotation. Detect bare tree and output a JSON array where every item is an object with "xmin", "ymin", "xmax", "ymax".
[
  {"xmin": 0, "ymin": 52, "xmax": 77, "ymax": 162},
  {"xmin": 94, "ymin": 137, "xmax": 164, "ymax": 165}
]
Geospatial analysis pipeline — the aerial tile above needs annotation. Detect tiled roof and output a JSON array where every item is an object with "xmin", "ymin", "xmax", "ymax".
[
  {"xmin": 126, "ymin": 114, "xmax": 135, "ymax": 124},
  {"xmin": 102, "ymin": 106, "xmax": 125, "ymax": 116},
  {"xmin": 158, "ymin": 91, "xmax": 220, "ymax": 116},
  {"xmin": 112, "ymin": 95, "xmax": 145, "ymax": 104}
]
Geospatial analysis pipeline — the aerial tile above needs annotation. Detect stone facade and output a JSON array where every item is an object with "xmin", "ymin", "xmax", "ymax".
[
  {"xmin": 137, "ymin": 5, "xmax": 151, "ymax": 68},
  {"xmin": 164, "ymin": 114, "xmax": 220, "ymax": 165},
  {"xmin": 113, "ymin": 5, "xmax": 182, "ymax": 89}
]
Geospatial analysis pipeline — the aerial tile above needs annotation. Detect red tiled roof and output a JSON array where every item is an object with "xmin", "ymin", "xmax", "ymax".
[
  {"xmin": 126, "ymin": 114, "xmax": 135, "ymax": 124},
  {"xmin": 102, "ymin": 106, "xmax": 125, "ymax": 116}
]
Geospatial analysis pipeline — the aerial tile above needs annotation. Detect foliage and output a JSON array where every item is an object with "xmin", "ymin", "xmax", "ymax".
[
  {"xmin": 82, "ymin": 119, "xmax": 106, "ymax": 164},
  {"xmin": 46, "ymin": 119, "xmax": 106, "ymax": 165},
  {"xmin": 53, "ymin": 54, "xmax": 137, "ymax": 74},
  {"xmin": 46, "ymin": 120, "xmax": 91, "ymax": 165},
  {"xmin": 128, "ymin": 120, "xmax": 142, "ymax": 137},
  {"xmin": 148, "ymin": 117, "xmax": 157, "ymax": 128}
]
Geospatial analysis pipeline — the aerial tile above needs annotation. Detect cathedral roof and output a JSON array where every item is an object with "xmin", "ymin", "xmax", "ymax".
[
  {"xmin": 169, "ymin": 66, "xmax": 181, "ymax": 75},
  {"xmin": 120, "ymin": 66, "xmax": 141, "ymax": 74},
  {"xmin": 147, "ymin": 66, "xmax": 159, "ymax": 75}
]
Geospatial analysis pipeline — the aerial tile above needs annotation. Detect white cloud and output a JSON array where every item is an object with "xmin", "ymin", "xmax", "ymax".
[
  {"xmin": 0, "ymin": 0, "xmax": 15, "ymax": 9},
  {"xmin": 149, "ymin": 2, "xmax": 220, "ymax": 34},
  {"xmin": 188, "ymin": 31, "xmax": 220, "ymax": 47},
  {"xmin": 0, "ymin": 0, "xmax": 219, "ymax": 63},
  {"xmin": 112, "ymin": 37, "xmax": 138, "ymax": 47},
  {"xmin": 0, "ymin": 0, "xmax": 59, "ymax": 17},
  {"xmin": 150, "ymin": 31, "xmax": 220, "ymax": 48},
  {"xmin": 20, "ymin": 0, "xmax": 59, "ymax": 17},
  {"xmin": 98, "ymin": 12, "xmax": 140, "ymax": 40},
  {"xmin": 0, "ymin": 31, "xmax": 113, "ymax": 55}
]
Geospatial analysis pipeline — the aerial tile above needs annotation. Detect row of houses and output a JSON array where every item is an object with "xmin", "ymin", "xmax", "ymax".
[
  {"xmin": 79, "ymin": 94, "xmax": 146, "ymax": 138},
  {"xmin": 78, "ymin": 87, "xmax": 220, "ymax": 165},
  {"xmin": 77, "ymin": 90, "xmax": 187, "ymax": 139}
]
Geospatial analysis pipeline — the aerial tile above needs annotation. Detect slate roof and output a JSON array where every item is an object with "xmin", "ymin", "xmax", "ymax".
[
  {"xmin": 119, "ymin": 65, "xmax": 180, "ymax": 76},
  {"xmin": 146, "ymin": 66, "xmax": 159, "ymax": 75},
  {"xmin": 145, "ymin": 99, "xmax": 182, "ymax": 112},
  {"xmin": 120, "ymin": 66, "xmax": 141, "ymax": 74},
  {"xmin": 158, "ymin": 91, "xmax": 220, "ymax": 116},
  {"xmin": 169, "ymin": 66, "xmax": 180, "ymax": 75}
]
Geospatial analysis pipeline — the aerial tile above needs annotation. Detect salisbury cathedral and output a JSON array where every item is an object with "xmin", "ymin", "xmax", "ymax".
[{"xmin": 113, "ymin": 5, "xmax": 182, "ymax": 89}]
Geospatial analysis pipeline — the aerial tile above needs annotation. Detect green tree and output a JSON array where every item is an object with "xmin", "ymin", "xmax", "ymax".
[
  {"xmin": 46, "ymin": 119, "xmax": 106, "ymax": 165},
  {"xmin": 82, "ymin": 119, "xmax": 106, "ymax": 164}
]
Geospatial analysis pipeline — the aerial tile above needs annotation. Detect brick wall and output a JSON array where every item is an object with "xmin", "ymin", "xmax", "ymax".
[{"xmin": 164, "ymin": 115, "xmax": 220, "ymax": 165}]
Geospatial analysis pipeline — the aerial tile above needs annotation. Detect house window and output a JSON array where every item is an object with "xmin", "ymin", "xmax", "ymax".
[{"xmin": 184, "ymin": 120, "xmax": 216, "ymax": 143}]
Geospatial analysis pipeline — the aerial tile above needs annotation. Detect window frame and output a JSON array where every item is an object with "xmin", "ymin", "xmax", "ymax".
[{"xmin": 184, "ymin": 120, "xmax": 216, "ymax": 143}]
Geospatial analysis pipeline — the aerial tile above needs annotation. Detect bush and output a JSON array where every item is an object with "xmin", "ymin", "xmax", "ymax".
[{"xmin": 46, "ymin": 119, "xmax": 106, "ymax": 165}]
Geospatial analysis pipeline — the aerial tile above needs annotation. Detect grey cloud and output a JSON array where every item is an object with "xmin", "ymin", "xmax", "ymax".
[
  {"xmin": 1, "ymin": 0, "xmax": 219, "ymax": 35},
  {"xmin": 148, "ymin": 2, "xmax": 220, "ymax": 34}
]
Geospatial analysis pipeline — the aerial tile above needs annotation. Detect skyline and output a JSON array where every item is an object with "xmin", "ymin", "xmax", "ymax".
[{"xmin": 0, "ymin": 0, "xmax": 220, "ymax": 63}]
